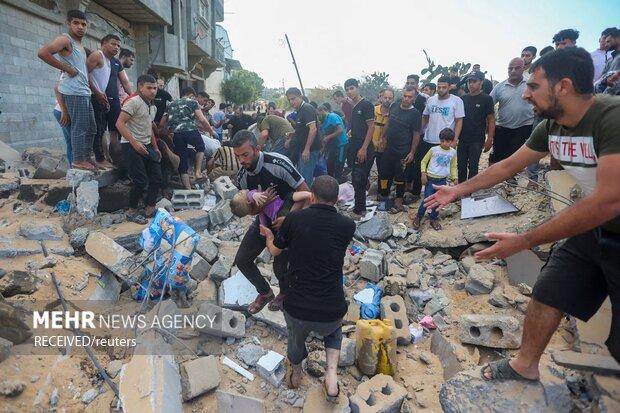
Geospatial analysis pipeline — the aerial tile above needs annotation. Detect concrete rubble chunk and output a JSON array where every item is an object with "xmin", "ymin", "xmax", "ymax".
[
  {"xmin": 0, "ymin": 380, "xmax": 26, "ymax": 397},
  {"xmin": 593, "ymin": 374, "xmax": 620, "ymax": 400},
  {"xmin": 236, "ymin": 343, "xmax": 266, "ymax": 367},
  {"xmin": 193, "ymin": 277, "xmax": 218, "ymax": 302},
  {"xmin": 45, "ymin": 239, "xmax": 75, "ymax": 257},
  {"xmin": 81, "ymin": 388, "xmax": 99, "ymax": 404},
  {"xmin": 438, "ymin": 262, "xmax": 459, "ymax": 277},
  {"xmin": 105, "ymin": 360, "xmax": 123, "ymax": 379},
  {"xmin": 357, "ymin": 212, "xmax": 393, "ymax": 241},
  {"xmin": 196, "ymin": 302, "xmax": 246, "ymax": 338},
  {"xmin": 303, "ymin": 384, "xmax": 351, "ymax": 413},
  {"xmin": 209, "ymin": 256, "xmax": 233, "ymax": 282},
  {"xmin": 252, "ymin": 287, "xmax": 288, "ymax": 335},
  {"xmin": 409, "ymin": 248, "xmax": 432, "ymax": 262},
  {"xmin": 439, "ymin": 369, "xmax": 571, "ymax": 412},
  {"xmin": 413, "ymin": 226, "xmax": 467, "ymax": 248},
  {"xmin": 88, "ymin": 271, "xmax": 121, "ymax": 302},
  {"xmin": 213, "ymin": 176, "xmax": 239, "ymax": 200},
  {"xmin": 359, "ymin": 249, "xmax": 386, "ymax": 282},
  {"xmin": 256, "ymin": 350, "xmax": 285, "ymax": 387},
  {"xmin": 0, "ymin": 176, "xmax": 19, "ymax": 198},
  {"xmin": 505, "ymin": 249, "xmax": 545, "ymax": 288},
  {"xmin": 459, "ymin": 314, "xmax": 522, "ymax": 349},
  {"xmin": 430, "ymin": 332, "xmax": 463, "ymax": 380},
  {"xmin": 172, "ymin": 189, "xmax": 205, "ymax": 210},
  {"xmin": 196, "ymin": 237, "xmax": 219, "ymax": 263},
  {"xmin": 338, "ymin": 337, "xmax": 356, "ymax": 367},
  {"xmin": 155, "ymin": 198, "xmax": 174, "ymax": 212},
  {"xmin": 85, "ymin": 232, "xmax": 138, "ymax": 283},
  {"xmin": 379, "ymin": 295, "xmax": 411, "ymax": 345},
  {"xmin": 76, "ymin": 180, "xmax": 99, "ymax": 219},
  {"xmin": 65, "ymin": 168, "xmax": 95, "ymax": 187},
  {"xmin": 218, "ymin": 270, "xmax": 258, "ymax": 309},
  {"xmin": 69, "ymin": 227, "xmax": 89, "ymax": 249},
  {"xmin": 552, "ymin": 351, "xmax": 620, "ymax": 375},
  {"xmin": 0, "ymin": 270, "xmax": 38, "ymax": 297},
  {"xmin": 0, "ymin": 337, "xmax": 13, "ymax": 363},
  {"xmin": 18, "ymin": 222, "xmax": 64, "ymax": 241},
  {"xmin": 405, "ymin": 264, "xmax": 422, "ymax": 288},
  {"xmin": 209, "ymin": 199, "xmax": 233, "ymax": 227},
  {"xmin": 189, "ymin": 254, "xmax": 211, "ymax": 282},
  {"xmin": 33, "ymin": 155, "xmax": 66, "ymax": 179},
  {"xmin": 179, "ymin": 356, "xmax": 220, "ymax": 401},
  {"xmin": 349, "ymin": 373, "xmax": 407, "ymax": 413},
  {"xmin": 216, "ymin": 390, "xmax": 265, "ymax": 413},
  {"xmin": 344, "ymin": 301, "xmax": 361, "ymax": 325},
  {"xmin": 465, "ymin": 264, "xmax": 495, "ymax": 295},
  {"xmin": 0, "ymin": 302, "xmax": 32, "ymax": 344}
]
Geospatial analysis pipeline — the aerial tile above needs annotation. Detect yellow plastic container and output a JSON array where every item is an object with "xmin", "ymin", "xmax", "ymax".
[{"xmin": 355, "ymin": 319, "xmax": 397, "ymax": 376}]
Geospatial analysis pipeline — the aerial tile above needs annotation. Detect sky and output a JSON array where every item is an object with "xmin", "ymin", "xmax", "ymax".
[{"xmin": 220, "ymin": 0, "xmax": 620, "ymax": 89}]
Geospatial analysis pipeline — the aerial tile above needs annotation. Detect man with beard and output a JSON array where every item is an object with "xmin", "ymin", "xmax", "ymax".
[
  {"xmin": 425, "ymin": 47, "xmax": 620, "ymax": 380},
  {"xmin": 521, "ymin": 46, "xmax": 537, "ymax": 79}
]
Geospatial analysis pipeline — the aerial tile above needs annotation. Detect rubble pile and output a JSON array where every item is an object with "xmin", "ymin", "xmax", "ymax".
[{"xmin": 0, "ymin": 147, "xmax": 618, "ymax": 412}]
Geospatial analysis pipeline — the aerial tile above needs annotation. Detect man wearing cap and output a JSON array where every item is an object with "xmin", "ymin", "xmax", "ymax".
[{"xmin": 457, "ymin": 70, "xmax": 495, "ymax": 182}]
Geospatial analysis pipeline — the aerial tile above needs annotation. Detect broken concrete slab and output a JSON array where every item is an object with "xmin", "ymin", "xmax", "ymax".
[
  {"xmin": 194, "ymin": 277, "xmax": 218, "ymax": 302},
  {"xmin": 359, "ymin": 249, "xmax": 386, "ymax": 282},
  {"xmin": 344, "ymin": 301, "xmax": 361, "ymax": 325},
  {"xmin": 88, "ymin": 271, "xmax": 121, "ymax": 302},
  {"xmin": 552, "ymin": 351, "xmax": 620, "ymax": 375},
  {"xmin": 338, "ymin": 337, "xmax": 356, "ymax": 367},
  {"xmin": 412, "ymin": 226, "xmax": 467, "ymax": 248},
  {"xmin": 179, "ymin": 356, "xmax": 220, "ymax": 401},
  {"xmin": 45, "ymin": 239, "xmax": 75, "ymax": 257},
  {"xmin": 209, "ymin": 199, "xmax": 233, "ymax": 227},
  {"xmin": 76, "ymin": 180, "xmax": 99, "ymax": 219},
  {"xmin": 430, "ymin": 332, "xmax": 463, "ymax": 381},
  {"xmin": 236, "ymin": 343, "xmax": 266, "ymax": 367},
  {"xmin": 32, "ymin": 155, "xmax": 66, "ymax": 179},
  {"xmin": 196, "ymin": 302, "xmax": 246, "ymax": 338},
  {"xmin": 216, "ymin": 390, "xmax": 265, "ymax": 413},
  {"xmin": 0, "ymin": 175, "xmax": 19, "ymax": 198},
  {"xmin": 213, "ymin": 176, "xmax": 239, "ymax": 200},
  {"xmin": 256, "ymin": 350, "xmax": 285, "ymax": 387},
  {"xmin": 65, "ymin": 168, "xmax": 95, "ymax": 188},
  {"xmin": 439, "ymin": 369, "xmax": 571, "ymax": 412},
  {"xmin": 97, "ymin": 183, "xmax": 131, "ymax": 212},
  {"xmin": 356, "ymin": 212, "xmax": 393, "ymax": 241},
  {"xmin": 459, "ymin": 314, "xmax": 522, "ymax": 349},
  {"xmin": 85, "ymin": 232, "xmax": 139, "ymax": 283},
  {"xmin": 546, "ymin": 170, "xmax": 578, "ymax": 214},
  {"xmin": 303, "ymin": 384, "xmax": 351, "ymax": 413},
  {"xmin": 349, "ymin": 373, "xmax": 407, "ymax": 413},
  {"xmin": 380, "ymin": 295, "xmax": 410, "ymax": 345},
  {"xmin": 69, "ymin": 227, "xmax": 89, "ymax": 250},
  {"xmin": 196, "ymin": 236, "xmax": 219, "ymax": 263},
  {"xmin": 218, "ymin": 270, "xmax": 258, "ymax": 309},
  {"xmin": 189, "ymin": 254, "xmax": 211, "ymax": 282},
  {"xmin": 505, "ymin": 249, "xmax": 545, "ymax": 288},
  {"xmin": 18, "ymin": 222, "xmax": 64, "ymax": 241},
  {"xmin": 209, "ymin": 256, "xmax": 233, "ymax": 282},
  {"xmin": 0, "ymin": 302, "xmax": 32, "ymax": 344},
  {"xmin": 0, "ymin": 270, "xmax": 39, "ymax": 297},
  {"xmin": 465, "ymin": 264, "xmax": 495, "ymax": 295}
]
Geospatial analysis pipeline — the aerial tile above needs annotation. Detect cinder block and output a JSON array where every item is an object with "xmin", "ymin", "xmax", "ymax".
[
  {"xmin": 172, "ymin": 189, "xmax": 206, "ymax": 210},
  {"xmin": 179, "ymin": 356, "xmax": 220, "ymax": 401},
  {"xmin": 209, "ymin": 199, "xmax": 233, "ymax": 227},
  {"xmin": 338, "ymin": 337, "xmax": 355, "ymax": 367},
  {"xmin": 379, "ymin": 295, "xmax": 411, "ymax": 345},
  {"xmin": 189, "ymin": 254, "xmax": 211, "ymax": 282},
  {"xmin": 256, "ymin": 350, "xmax": 285, "ymax": 387},
  {"xmin": 196, "ymin": 302, "xmax": 246, "ymax": 338},
  {"xmin": 359, "ymin": 249, "xmax": 386, "ymax": 282},
  {"xmin": 213, "ymin": 176, "xmax": 239, "ymax": 200},
  {"xmin": 459, "ymin": 314, "xmax": 522, "ymax": 349},
  {"xmin": 349, "ymin": 373, "xmax": 407, "ymax": 413}
]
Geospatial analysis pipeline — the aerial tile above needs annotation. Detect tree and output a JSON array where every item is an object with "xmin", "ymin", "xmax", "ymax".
[
  {"xmin": 221, "ymin": 69, "xmax": 265, "ymax": 105},
  {"xmin": 359, "ymin": 71, "xmax": 391, "ymax": 102},
  {"xmin": 307, "ymin": 86, "xmax": 338, "ymax": 106},
  {"xmin": 420, "ymin": 50, "xmax": 472, "ymax": 82}
]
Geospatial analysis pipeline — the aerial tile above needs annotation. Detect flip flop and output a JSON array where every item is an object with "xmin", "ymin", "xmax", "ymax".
[
  {"xmin": 268, "ymin": 293, "xmax": 285, "ymax": 311},
  {"xmin": 323, "ymin": 380, "xmax": 340, "ymax": 403},
  {"xmin": 481, "ymin": 359, "xmax": 539, "ymax": 382},
  {"xmin": 247, "ymin": 290, "xmax": 275, "ymax": 314}
]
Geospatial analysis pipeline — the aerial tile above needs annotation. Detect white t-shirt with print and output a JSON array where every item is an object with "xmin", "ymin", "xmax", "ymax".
[{"xmin": 422, "ymin": 94, "xmax": 465, "ymax": 144}]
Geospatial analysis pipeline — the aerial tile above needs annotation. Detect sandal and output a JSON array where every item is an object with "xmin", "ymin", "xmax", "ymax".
[
  {"xmin": 268, "ymin": 293, "xmax": 285, "ymax": 311},
  {"xmin": 481, "ymin": 359, "xmax": 539, "ymax": 382},
  {"xmin": 247, "ymin": 290, "xmax": 275, "ymax": 314},
  {"xmin": 323, "ymin": 380, "xmax": 340, "ymax": 403},
  {"xmin": 430, "ymin": 220, "xmax": 442, "ymax": 231},
  {"xmin": 412, "ymin": 217, "xmax": 421, "ymax": 230},
  {"xmin": 389, "ymin": 204, "xmax": 405, "ymax": 214}
]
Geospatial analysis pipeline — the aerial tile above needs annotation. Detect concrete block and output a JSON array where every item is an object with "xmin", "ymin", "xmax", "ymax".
[
  {"xmin": 172, "ymin": 189, "xmax": 205, "ymax": 210},
  {"xmin": 465, "ymin": 264, "xmax": 495, "ymax": 295},
  {"xmin": 343, "ymin": 301, "xmax": 361, "ymax": 325},
  {"xmin": 459, "ymin": 314, "xmax": 522, "ymax": 349},
  {"xmin": 209, "ymin": 256, "xmax": 233, "ymax": 282},
  {"xmin": 196, "ymin": 236, "xmax": 218, "ymax": 263},
  {"xmin": 256, "ymin": 350, "xmax": 285, "ymax": 387},
  {"xmin": 359, "ymin": 249, "xmax": 386, "ymax": 282},
  {"xmin": 18, "ymin": 221, "xmax": 64, "ymax": 240},
  {"xmin": 213, "ymin": 176, "xmax": 238, "ymax": 200},
  {"xmin": 0, "ymin": 239, "xmax": 41, "ymax": 258},
  {"xmin": 349, "ymin": 373, "xmax": 407, "ymax": 413},
  {"xmin": 76, "ymin": 180, "xmax": 99, "ymax": 219},
  {"xmin": 379, "ymin": 295, "xmax": 411, "ymax": 345},
  {"xmin": 338, "ymin": 337, "xmax": 355, "ymax": 367},
  {"xmin": 216, "ymin": 390, "xmax": 265, "ymax": 413},
  {"xmin": 430, "ymin": 332, "xmax": 463, "ymax": 380},
  {"xmin": 193, "ymin": 278, "xmax": 218, "ymax": 302},
  {"xmin": 65, "ymin": 168, "xmax": 94, "ymax": 187},
  {"xmin": 209, "ymin": 199, "xmax": 233, "ymax": 227},
  {"xmin": 85, "ymin": 232, "xmax": 139, "ymax": 284},
  {"xmin": 189, "ymin": 254, "xmax": 211, "ymax": 282},
  {"xmin": 0, "ymin": 337, "xmax": 13, "ymax": 363},
  {"xmin": 196, "ymin": 302, "xmax": 246, "ymax": 338},
  {"xmin": 218, "ymin": 270, "xmax": 258, "ymax": 309},
  {"xmin": 179, "ymin": 356, "xmax": 220, "ymax": 401},
  {"xmin": 45, "ymin": 239, "xmax": 75, "ymax": 257},
  {"xmin": 33, "ymin": 155, "xmax": 65, "ymax": 179},
  {"xmin": 552, "ymin": 351, "xmax": 620, "ymax": 375}
]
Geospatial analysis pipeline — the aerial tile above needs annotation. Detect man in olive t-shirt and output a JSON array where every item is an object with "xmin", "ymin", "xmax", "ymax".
[
  {"xmin": 425, "ymin": 48, "xmax": 620, "ymax": 378},
  {"xmin": 258, "ymin": 114, "xmax": 294, "ymax": 156}
]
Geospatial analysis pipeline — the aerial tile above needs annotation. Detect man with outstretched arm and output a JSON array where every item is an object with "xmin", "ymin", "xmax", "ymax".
[{"xmin": 425, "ymin": 47, "xmax": 620, "ymax": 381}]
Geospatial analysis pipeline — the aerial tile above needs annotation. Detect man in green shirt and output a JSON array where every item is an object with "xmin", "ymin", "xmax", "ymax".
[
  {"xmin": 426, "ymin": 48, "xmax": 620, "ymax": 379},
  {"xmin": 257, "ymin": 114, "xmax": 294, "ymax": 155}
]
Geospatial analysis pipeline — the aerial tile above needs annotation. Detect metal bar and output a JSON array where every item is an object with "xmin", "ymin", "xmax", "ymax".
[{"xmin": 285, "ymin": 34, "xmax": 305, "ymax": 96}]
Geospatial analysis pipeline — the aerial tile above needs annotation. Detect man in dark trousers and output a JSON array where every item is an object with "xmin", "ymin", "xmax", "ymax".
[
  {"xmin": 260, "ymin": 175, "xmax": 355, "ymax": 399},
  {"xmin": 232, "ymin": 130, "xmax": 309, "ymax": 314}
]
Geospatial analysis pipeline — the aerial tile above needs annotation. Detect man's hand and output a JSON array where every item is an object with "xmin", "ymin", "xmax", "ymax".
[
  {"xmin": 131, "ymin": 141, "xmax": 149, "ymax": 156},
  {"xmin": 96, "ymin": 92, "xmax": 110, "ymax": 111},
  {"xmin": 60, "ymin": 111, "xmax": 70, "ymax": 127},
  {"xmin": 357, "ymin": 147, "xmax": 367, "ymax": 163},
  {"xmin": 421, "ymin": 172, "xmax": 428, "ymax": 185},
  {"xmin": 474, "ymin": 232, "xmax": 530, "ymax": 260},
  {"xmin": 302, "ymin": 149, "xmax": 310, "ymax": 162},
  {"xmin": 483, "ymin": 138, "xmax": 493, "ymax": 153},
  {"xmin": 252, "ymin": 187, "xmax": 277, "ymax": 208},
  {"xmin": 65, "ymin": 65, "xmax": 78, "ymax": 77},
  {"xmin": 423, "ymin": 184, "xmax": 459, "ymax": 209},
  {"xmin": 154, "ymin": 148, "xmax": 162, "ymax": 162},
  {"xmin": 259, "ymin": 224, "xmax": 274, "ymax": 240},
  {"xmin": 404, "ymin": 152, "xmax": 414, "ymax": 165},
  {"xmin": 271, "ymin": 216, "xmax": 285, "ymax": 231}
]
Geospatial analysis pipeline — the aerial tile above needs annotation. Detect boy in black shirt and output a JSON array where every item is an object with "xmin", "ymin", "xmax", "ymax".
[
  {"xmin": 261, "ymin": 175, "xmax": 355, "ymax": 400},
  {"xmin": 286, "ymin": 87, "xmax": 320, "ymax": 186},
  {"xmin": 378, "ymin": 86, "xmax": 421, "ymax": 212},
  {"xmin": 457, "ymin": 71, "xmax": 495, "ymax": 182},
  {"xmin": 344, "ymin": 78, "xmax": 375, "ymax": 216}
]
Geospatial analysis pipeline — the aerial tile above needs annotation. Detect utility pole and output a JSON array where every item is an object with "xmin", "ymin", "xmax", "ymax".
[{"xmin": 285, "ymin": 34, "xmax": 305, "ymax": 96}]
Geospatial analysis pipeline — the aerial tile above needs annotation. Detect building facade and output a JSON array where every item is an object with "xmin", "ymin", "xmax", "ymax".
[{"xmin": 0, "ymin": 0, "xmax": 226, "ymax": 151}]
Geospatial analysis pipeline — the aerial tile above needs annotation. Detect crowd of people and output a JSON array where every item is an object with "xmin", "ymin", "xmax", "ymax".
[{"xmin": 34, "ymin": 9, "xmax": 620, "ymax": 403}]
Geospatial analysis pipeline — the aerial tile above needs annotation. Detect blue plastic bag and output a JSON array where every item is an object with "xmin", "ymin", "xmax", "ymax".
[
  {"xmin": 359, "ymin": 282, "xmax": 383, "ymax": 319},
  {"xmin": 313, "ymin": 154, "xmax": 328, "ymax": 177}
]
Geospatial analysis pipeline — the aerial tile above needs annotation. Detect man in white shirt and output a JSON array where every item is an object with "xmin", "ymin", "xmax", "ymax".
[
  {"xmin": 592, "ymin": 28, "xmax": 615, "ymax": 83},
  {"xmin": 410, "ymin": 75, "xmax": 464, "ymax": 199}
]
